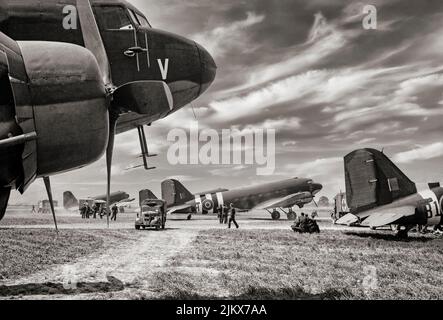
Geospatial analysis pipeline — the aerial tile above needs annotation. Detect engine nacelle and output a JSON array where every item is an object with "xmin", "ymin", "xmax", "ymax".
[{"xmin": 17, "ymin": 41, "xmax": 108, "ymax": 177}]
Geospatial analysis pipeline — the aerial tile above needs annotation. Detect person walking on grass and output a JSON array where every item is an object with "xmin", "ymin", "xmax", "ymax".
[
  {"xmin": 111, "ymin": 204, "xmax": 118, "ymax": 221},
  {"xmin": 228, "ymin": 203, "xmax": 239, "ymax": 229}
]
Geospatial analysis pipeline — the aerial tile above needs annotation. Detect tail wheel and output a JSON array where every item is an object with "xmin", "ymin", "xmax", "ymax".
[{"xmin": 271, "ymin": 211, "xmax": 280, "ymax": 220}]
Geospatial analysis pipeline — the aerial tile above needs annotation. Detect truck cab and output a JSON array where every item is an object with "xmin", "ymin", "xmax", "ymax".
[{"xmin": 135, "ymin": 199, "xmax": 166, "ymax": 230}]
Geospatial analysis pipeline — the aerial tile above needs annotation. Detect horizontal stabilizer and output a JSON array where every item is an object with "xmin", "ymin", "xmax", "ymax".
[
  {"xmin": 335, "ymin": 213, "xmax": 359, "ymax": 226},
  {"xmin": 428, "ymin": 182, "xmax": 441, "ymax": 189},
  {"xmin": 360, "ymin": 206, "xmax": 416, "ymax": 228}
]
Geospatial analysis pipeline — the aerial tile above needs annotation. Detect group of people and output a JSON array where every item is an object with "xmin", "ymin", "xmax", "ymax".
[
  {"xmin": 80, "ymin": 202, "xmax": 119, "ymax": 221},
  {"xmin": 217, "ymin": 203, "xmax": 239, "ymax": 229},
  {"xmin": 291, "ymin": 212, "xmax": 320, "ymax": 234}
]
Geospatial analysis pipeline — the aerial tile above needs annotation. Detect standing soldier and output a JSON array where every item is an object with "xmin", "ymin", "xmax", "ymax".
[
  {"xmin": 80, "ymin": 202, "xmax": 88, "ymax": 219},
  {"xmin": 218, "ymin": 205, "xmax": 224, "ymax": 224},
  {"xmin": 223, "ymin": 204, "xmax": 229, "ymax": 224},
  {"xmin": 31, "ymin": 205, "xmax": 36, "ymax": 214},
  {"xmin": 111, "ymin": 204, "xmax": 118, "ymax": 221},
  {"xmin": 92, "ymin": 203, "xmax": 99, "ymax": 219},
  {"xmin": 228, "ymin": 203, "xmax": 239, "ymax": 229}
]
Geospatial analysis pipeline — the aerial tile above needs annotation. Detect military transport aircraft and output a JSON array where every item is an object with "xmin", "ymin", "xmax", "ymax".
[
  {"xmin": 63, "ymin": 190, "xmax": 134, "ymax": 210},
  {"xmin": 139, "ymin": 185, "xmax": 229, "ymax": 220},
  {"xmin": 143, "ymin": 178, "xmax": 323, "ymax": 220},
  {"xmin": 0, "ymin": 0, "xmax": 216, "ymax": 229},
  {"xmin": 336, "ymin": 148, "xmax": 443, "ymax": 238}
]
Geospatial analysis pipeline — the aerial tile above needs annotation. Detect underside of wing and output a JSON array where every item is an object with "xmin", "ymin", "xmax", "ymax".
[
  {"xmin": 360, "ymin": 206, "xmax": 416, "ymax": 228},
  {"xmin": 254, "ymin": 192, "xmax": 312, "ymax": 210},
  {"xmin": 335, "ymin": 213, "xmax": 360, "ymax": 226},
  {"xmin": 167, "ymin": 204, "xmax": 193, "ymax": 215}
]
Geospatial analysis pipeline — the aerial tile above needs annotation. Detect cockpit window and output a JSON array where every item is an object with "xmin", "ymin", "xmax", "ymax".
[
  {"xmin": 127, "ymin": 9, "xmax": 140, "ymax": 26},
  {"xmin": 136, "ymin": 13, "xmax": 151, "ymax": 28},
  {"xmin": 93, "ymin": 6, "xmax": 134, "ymax": 30}
]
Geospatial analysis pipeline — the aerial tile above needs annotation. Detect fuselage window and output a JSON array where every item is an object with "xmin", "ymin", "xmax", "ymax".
[{"xmin": 93, "ymin": 6, "xmax": 134, "ymax": 30}]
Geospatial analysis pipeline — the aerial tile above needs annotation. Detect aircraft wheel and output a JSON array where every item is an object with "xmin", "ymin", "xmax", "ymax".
[
  {"xmin": 287, "ymin": 212, "xmax": 296, "ymax": 221},
  {"xmin": 187, "ymin": 214, "xmax": 192, "ymax": 220},
  {"xmin": 396, "ymin": 229, "xmax": 409, "ymax": 239},
  {"xmin": 271, "ymin": 211, "xmax": 280, "ymax": 220}
]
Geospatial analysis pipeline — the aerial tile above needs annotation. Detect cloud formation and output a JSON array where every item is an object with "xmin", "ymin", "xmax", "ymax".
[{"xmin": 11, "ymin": 0, "xmax": 443, "ymax": 204}]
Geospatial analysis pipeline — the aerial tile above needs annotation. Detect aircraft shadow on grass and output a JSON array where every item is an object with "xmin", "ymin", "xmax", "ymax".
[
  {"xmin": 0, "ymin": 276, "xmax": 124, "ymax": 297},
  {"xmin": 343, "ymin": 231, "xmax": 436, "ymax": 242}
]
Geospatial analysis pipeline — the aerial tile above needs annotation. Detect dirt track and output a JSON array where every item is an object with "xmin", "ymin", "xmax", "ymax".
[{"xmin": 0, "ymin": 209, "xmax": 361, "ymax": 300}]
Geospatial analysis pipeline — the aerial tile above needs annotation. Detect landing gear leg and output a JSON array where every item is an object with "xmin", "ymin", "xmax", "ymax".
[
  {"xmin": 43, "ymin": 177, "xmax": 58, "ymax": 233},
  {"xmin": 0, "ymin": 187, "xmax": 11, "ymax": 221}
]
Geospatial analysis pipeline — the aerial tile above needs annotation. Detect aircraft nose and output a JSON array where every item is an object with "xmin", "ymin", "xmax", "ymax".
[
  {"xmin": 195, "ymin": 42, "xmax": 217, "ymax": 95},
  {"xmin": 312, "ymin": 183, "xmax": 323, "ymax": 195}
]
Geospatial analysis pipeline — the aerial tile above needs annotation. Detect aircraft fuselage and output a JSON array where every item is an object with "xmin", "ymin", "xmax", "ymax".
[{"xmin": 185, "ymin": 178, "xmax": 322, "ymax": 215}]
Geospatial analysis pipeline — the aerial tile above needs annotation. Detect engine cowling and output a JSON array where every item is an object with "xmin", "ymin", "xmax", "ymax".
[{"xmin": 17, "ymin": 41, "xmax": 108, "ymax": 177}]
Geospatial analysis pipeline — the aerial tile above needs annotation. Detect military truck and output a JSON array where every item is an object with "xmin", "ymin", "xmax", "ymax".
[
  {"xmin": 332, "ymin": 192, "xmax": 350, "ymax": 222},
  {"xmin": 135, "ymin": 199, "xmax": 167, "ymax": 230}
]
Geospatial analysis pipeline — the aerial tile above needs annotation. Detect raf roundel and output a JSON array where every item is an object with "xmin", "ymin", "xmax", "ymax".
[{"xmin": 202, "ymin": 199, "xmax": 214, "ymax": 211}]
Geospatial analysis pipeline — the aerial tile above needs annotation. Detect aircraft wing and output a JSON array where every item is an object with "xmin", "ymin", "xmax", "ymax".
[
  {"xmin": 254, "ymin": 192, "xmax": 313, "ymax": 210},
  {"xmin": 360, "ymin": 206, "xmax": 416, "ymax": 228},
  {"xmin": 335, "ymin": 213, "xmax": 360, "ymax": 226},
  {"xmin": 167, "ymin": 204, "xmax": 193, "ymax": 215},
  {"xmin": 113, "ymin": 198, "xmax": 135, "ymax": 208}
]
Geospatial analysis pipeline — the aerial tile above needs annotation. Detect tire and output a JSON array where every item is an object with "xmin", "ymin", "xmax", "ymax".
[
  {"xmin": 271, "ymin": 211, "xmax": 280, "ymax": 220},
  {"xmin": 397, "ymin": 229, "xmax": 409, "ymax": 239},
  {"xmin": 187, "ymin": 214, "xmax": 192, "ymax": 220},
  {"xmin": 135, "ymin": 225, "xmax": 140, "ymax": 230}
]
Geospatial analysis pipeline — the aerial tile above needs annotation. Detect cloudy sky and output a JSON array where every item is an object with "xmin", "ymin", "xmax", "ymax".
[{"xmin": 11, "ymin": 0, "xmax": 443, "ymax": 205}]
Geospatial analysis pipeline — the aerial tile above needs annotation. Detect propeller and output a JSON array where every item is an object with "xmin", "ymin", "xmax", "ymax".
[
  {"xmin": 43, "ymin": 177, "xmax": 58, "ymax": 233},
  {"xmin": 77, "ymin": 0, "xmax": 173, "ymax": 227}
]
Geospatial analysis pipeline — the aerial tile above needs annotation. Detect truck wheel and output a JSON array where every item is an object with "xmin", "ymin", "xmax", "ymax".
[
  {"xmin": 135, "ymin": 225, "xmax": 140, "ymax": 230},
  {"xmin": 271, "ymin": 211, "xmax": 280, "ymax": 220}
]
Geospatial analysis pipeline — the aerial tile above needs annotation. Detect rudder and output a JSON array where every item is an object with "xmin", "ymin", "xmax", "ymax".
[
  {"xmin": 161, "ymin": 179, "xmax": 194, "ymax": 207},
  {"xmin": 139, "ymin": 189, "xmax": 157, "ymax": 206},
  {"xmin": 63, "ymin": 191, "xmax": 78, "ymax": 210},
  {"xmin": 344, "ymin": 148, "xmax": 417, "ymax": 214}
]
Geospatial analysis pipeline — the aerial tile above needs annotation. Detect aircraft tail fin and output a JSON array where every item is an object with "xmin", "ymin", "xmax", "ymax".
[
  {"xmin": 139, "ymin": 189, "xmax": 157, "ymax": 206},
  {"xmin": 344, "ymin": 148, "xmax": 417, "ymax": 214},
  {"xmin": 161, "ymin": 179, "xmax": 194, "ymax": 207},
  {"xmin": 63, "ymin": 191, "xmax": 78, "ymax": 209}
]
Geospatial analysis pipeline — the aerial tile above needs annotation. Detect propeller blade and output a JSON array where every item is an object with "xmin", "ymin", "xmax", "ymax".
[
  {"xmin": 313, "ymin": 198, "xmax": 319, "ymax": 208},
  {"xmin": 0, "ymin": 187, "xmax": 11, "ymax": 221},
  {"xmin": 43, "ymin": 177, "xmax": 58, "ymax": 233},
  {"xmin": 76, "ymin": 0, "xmax": 112, "ymax": 86}
]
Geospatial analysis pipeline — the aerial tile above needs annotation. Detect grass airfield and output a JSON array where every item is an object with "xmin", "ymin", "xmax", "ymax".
[{"xmin": 0, "ymin": 207, "xmax": 442, "ymax": 300}]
